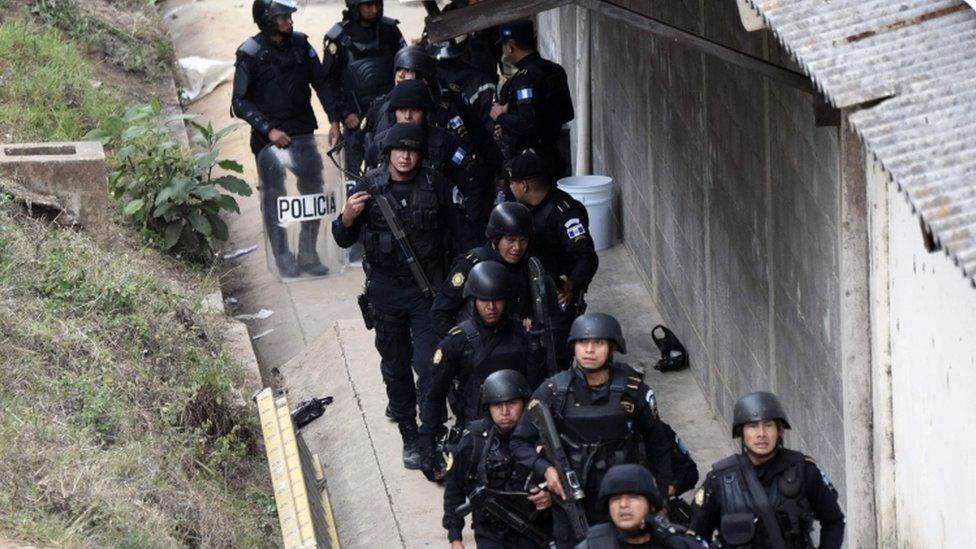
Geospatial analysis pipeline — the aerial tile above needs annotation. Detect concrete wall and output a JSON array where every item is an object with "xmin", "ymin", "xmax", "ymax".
[
  {"xmin": 538, "ymin": 0, "xmax": 851, "ymax": 501},
  {"xmin": 879, "ymin": 176, "xmax": 976, "ymax": 548}
]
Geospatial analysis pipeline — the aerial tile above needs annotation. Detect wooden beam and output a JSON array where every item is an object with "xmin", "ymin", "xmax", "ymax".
[
  {"xmin": 425, "ymin": 0, "xmax": 574, "ymax": 42},
  {"xmin": 425, "ymin": 0, "xmax": 814, "ymax": 94},
  {"xmin": 576, "ymin": 0, "xmax": 813, "ymax": 93}
]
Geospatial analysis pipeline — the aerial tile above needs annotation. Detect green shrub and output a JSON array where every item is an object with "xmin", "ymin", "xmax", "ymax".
[{"xmin": 86, "ymin": 100, "xmax": 252, "ymax": 261}]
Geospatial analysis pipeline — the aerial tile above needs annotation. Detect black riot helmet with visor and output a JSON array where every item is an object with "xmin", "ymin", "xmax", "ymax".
[{"xmin": 252, "ymin": 0, "xmax": 297, "ymax": 33}]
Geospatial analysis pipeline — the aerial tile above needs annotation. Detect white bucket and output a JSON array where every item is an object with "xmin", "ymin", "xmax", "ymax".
[{"xmin": 557, "ymin": 175, "xmax": 614, "ymax": 251}]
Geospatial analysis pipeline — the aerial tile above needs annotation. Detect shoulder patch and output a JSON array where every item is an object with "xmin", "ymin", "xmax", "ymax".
[
  {"xmin": 328, "ymin": 42, "xmax": 338, "ymax": 55},
  {"xmin": 694, "ymin": 487, "xmax": 705, "ymax": 506},
  {"xmin": 449, "ymin": 326, "xmax": 463, "ymax": 336},
  {"xmin": 645, "ymin": 389, "xmax": 658, "ymax": 413},
  {"xmin": 451, "ymin": 272, "xmax": 465, "ymax": 288},
  {"xmin": 516, "ymin": 87, "xmax": 534, "ymax": 102},
  {"xmin": 564, "ymin": 217, "xmax": 587, "ymax": 240},
  {"xmin": 433, "ymin": 348, "xmax": 443, "ymax": 365}
]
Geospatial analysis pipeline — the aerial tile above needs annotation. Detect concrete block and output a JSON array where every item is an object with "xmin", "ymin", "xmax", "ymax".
[{"xmin": 0, "ymin": 141, "xmax": 108, "ymax": 241}]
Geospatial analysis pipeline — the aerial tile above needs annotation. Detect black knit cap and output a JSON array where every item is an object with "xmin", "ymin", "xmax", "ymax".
[
  {"xmin": 506, "ymin": 150, "xmax": 549, "ymax": 181},
  {"xmin": 388, "ymin": 79, "xmax": 434, "ymax": 112},
  {"xmin": 383, "ymin": 122, "xmax": 426, "ymax": 154}
]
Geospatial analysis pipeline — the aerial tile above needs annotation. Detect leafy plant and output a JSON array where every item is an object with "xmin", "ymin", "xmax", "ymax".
[{"xmin": 86, "ymin": 99, "xmax": 252, "ymax": 260}]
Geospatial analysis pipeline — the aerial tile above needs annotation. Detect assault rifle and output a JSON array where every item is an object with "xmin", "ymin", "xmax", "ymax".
[
  {"xmin": 456, "ymin": 486, "xmax": 553, "ymax": 547},
  {"xmin": 528, "ymin": 257, "xmax": 559, "ymax": 376},
  {"xmin": 527, "ymin": 399, "xmax": 588, "ymax": 539},
  {"xmin": 326, "ymin": 142, "xmax": 436, "ymax": 300}
]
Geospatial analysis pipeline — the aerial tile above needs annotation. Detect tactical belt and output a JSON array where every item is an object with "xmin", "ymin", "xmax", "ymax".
[{"xmin": 370, "ymin": 271, "xmax": 418, "ymax": 288}]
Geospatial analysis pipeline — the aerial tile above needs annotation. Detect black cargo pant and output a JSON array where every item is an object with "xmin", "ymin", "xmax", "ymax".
[{"xmin": 367, "ymin": 275, "xmax": 439, "ymax": 426}]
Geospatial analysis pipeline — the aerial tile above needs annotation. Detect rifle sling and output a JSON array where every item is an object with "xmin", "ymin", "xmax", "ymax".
[{"xmin": 736, "ymin": 453, "xmax": 788, "ymax": 549}]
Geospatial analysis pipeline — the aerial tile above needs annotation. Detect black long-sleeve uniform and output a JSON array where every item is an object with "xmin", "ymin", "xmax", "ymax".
[
  {"xmin": 420, "ymin": 315, "xmax": 545, "ymax": 438},
  {"xmin": 689, "ymin": 449, "xmax": 845, "ymax": 549},
  {"xmin": 231, "ymin": 31, "xmax": 334, "ymax": 154},
  {"xmin": 443, "ymin": 420, "xmax": 548, "ymax": 547}
]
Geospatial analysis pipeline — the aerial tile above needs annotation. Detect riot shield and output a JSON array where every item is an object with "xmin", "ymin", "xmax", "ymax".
[{"xmin": 256, "ymin": 134, "xmax": 348, "ymax": 281}]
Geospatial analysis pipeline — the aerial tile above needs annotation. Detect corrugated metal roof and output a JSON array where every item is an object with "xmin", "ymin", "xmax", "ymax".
[{"xmin": 746, "ymin": 0, "xmax": 976, "ymax": 286}]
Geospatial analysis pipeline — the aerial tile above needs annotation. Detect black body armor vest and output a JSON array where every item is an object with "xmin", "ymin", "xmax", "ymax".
[
  {"xmin": 466, "ymin": 419, "xmax": 538, "ymax": 533},
  {"xmin": 552, "ymin": 364, "xmax": 645, "ymax": 494},
  {"xmin": 362, "ymin": 169, "xmax": 441, "ymax": 275},
  {"xmin": 456, "ymin": 319, "xmax": 530, "ymax": 422},
  {"xmin": 712, "ymin": 450, "xmax": 815, "ymax": 549}
]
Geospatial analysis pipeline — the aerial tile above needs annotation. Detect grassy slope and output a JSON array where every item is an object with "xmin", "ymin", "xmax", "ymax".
[
  {"xmin": 0, "ymin": 202, "xmax": 279, "ymax": 547},
  {"xmin": 0, "ymin": 4, "xmax": 280, "ymax": 548}
]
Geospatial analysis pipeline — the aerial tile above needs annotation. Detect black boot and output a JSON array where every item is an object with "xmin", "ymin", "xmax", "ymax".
[
  {"xmin": 398, "ymin": 422, "xmax": 423, "ymax": 470},
  {"xmin": 268, "ymin": 224, "xmax": 300, "ymax": 278},
  {"xmin": 297, "ymin": 222, "xmax": 329, "ymax": 276},
  {"xmin": 275, "ymin": 251, "xmax": 301, "ymax": 278}
]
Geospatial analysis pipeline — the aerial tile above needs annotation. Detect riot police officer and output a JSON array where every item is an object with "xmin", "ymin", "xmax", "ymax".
[
  {"xmin": 231, "ymin": 0, "xmax": 334, "ymax": 278},
  {"xmin": 575, "ymin": 464, "xmax": 709, "ymax": 549},
  {"xmin": 331, "ymin": 123, "xmax": 455, "ymax": 469},
  {"xmin": 322, "ymin": 0, "xmax": 405, "ymax": 174},
  {"xmin": 508, "ymin": 150, "xmax": 599, "ymax": 367},
  {"xmin": 431, "ymin": 201, "xmax": 536, "ymax": 338},
  {"xmin": 443, "ymin": 370, "xmax": 553, "ymax": 549},
  {"xmin": 490, "ymin": 20, "xmax": 574, "ymax": 177},
  {"xmin": 688, "ymin": 391, "xmax": 845, "ymax": 548},
  {"xmin": 419, "ymin": 261, "xmax": 545, "ymax": 479},
  {"xmin": 511, "ymin": 313, "xmax": 674, "ymax": 548}
]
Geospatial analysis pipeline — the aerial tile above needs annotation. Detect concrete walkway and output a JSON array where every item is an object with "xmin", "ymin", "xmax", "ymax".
[{"xmin": 160, "ymin": 2, "xmax": 732, "ymax": 546}]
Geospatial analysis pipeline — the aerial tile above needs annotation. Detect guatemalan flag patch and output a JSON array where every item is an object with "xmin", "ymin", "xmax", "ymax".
[
  {"xmin": 516, "ymin": 87, "xmax": 534, "ymax": 102},
  {"xmin": 451, "ymin": 147, "xmax": 467, "ymax": 166}
]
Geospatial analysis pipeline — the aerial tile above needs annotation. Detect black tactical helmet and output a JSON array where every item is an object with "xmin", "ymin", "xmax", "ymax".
[
  {"xmin": 598, "ymin": 464, "xmax": 663, "ymax": 510},
  {"xmin": 434, "ymin": 34, "xmax": 470, "ymax": 60},
  {"xmin": 463, "ymin": 260, "xmax": 509, "ymax": 301},
  {"xmin": 382, "ymin": 123, "xmax": 426, "ymax": 154},
  {"xmin": 485, "ymin": 202, "xmax": 532, "ymax": 239},
  {"xmin": 568, "ymin": 313, "xmax": 627, "ymax": 354},
  {"xmin": 732, "ymin": 391, "xmax": 792, "ymax": 438},
  {"xmin": 481, "ymin": 369, "xmax": 532, "ymax": 405},
  {"xmin": 344, "ymin": 0, "xmax": 382, "ymax": 21},
  {"xmin": 394, "ymin": 46, "xmax": 437, "ymax": 79},
  {"xmin": 252, "ymin": 0, "xmax": 297, "ymax": 31},
  {"xmin": 388, "ymin": 79, "xmax": 434, "ymax": 112}
]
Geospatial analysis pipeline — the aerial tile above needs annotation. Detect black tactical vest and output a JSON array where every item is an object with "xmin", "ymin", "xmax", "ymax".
[
  {"xmin": 711, "ymin": 450, "xmax": 815, "ymax": 549},
  {"xmin": 456, "ymin": 319, "xmax": 530, "ymax": 422},
  {"xmin": 465, "ymin": 419, "xmax": 538, "ymax": 532},
  {"xmin": 552, "ymin": 364, "xmax": 645, "ymax": 493},
  {"xmin": 362, "ymin": 169, "xmax": 441, "ymax": 274},
  {"xmin": 333, "ymin": 20, "xmax": 399, "ymax": 104},
  {"xmin": 239, "ymin": 33, "xmax": 314, "ymax": 122}
]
